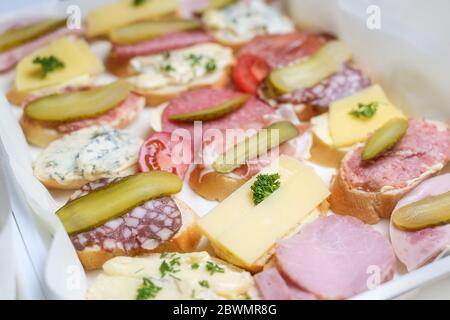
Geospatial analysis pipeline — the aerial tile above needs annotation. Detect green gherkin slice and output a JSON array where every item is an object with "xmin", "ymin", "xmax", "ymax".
[
  {"xmin": 362, "ymin": 118, "xmax": 408, "ymax": 161},
  {"xmin": 24, "ymin": 80, "xmax": 132, "ymax": 122},
  {"xmin": 392, "ymin": 191, "xmax": 450, "ymax": 231},
  {"xmin": 169, "ymin": 94, "xmax": 249, "ymax": 122},
  {"xmin": 268, "ymin": 41, "xmax": 352, "ymax": 95},
  {"xmin": 212, "ymin": 121, "xmax": 299, "ymax": 173},
  {"xmin": 110, "ymin": 19, "xmax": 202, "ymax": 44},
  {"xmin": 0, "ymin": 19, "xmax": 66, "ymax": 53},
  {"xmin": 57, "ymin": 172, "xmax": 183, "ymax": 235}
]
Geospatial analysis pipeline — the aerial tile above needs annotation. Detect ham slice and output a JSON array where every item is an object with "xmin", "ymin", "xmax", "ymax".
[
  {"xmin": 255, "ymin": 267, "xmax": 317, "ymax": 300},
  {"xmin": 0, "ymin": 23, "xmax": 80, "ymax": 72},
  {"xmin": 276, "ymin": 215, "xmax": 395, "ymax": 299},
  {"xmin": 112, "ymin": 31, "xmax": 214, "ymax": 59},
  {"xmin": 390, "ymin": 173, "xmax": 450, "ymax": 271}
]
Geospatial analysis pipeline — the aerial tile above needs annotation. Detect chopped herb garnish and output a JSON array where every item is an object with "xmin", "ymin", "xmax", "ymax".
[
  {"xmin": 349, "ymin": 102, "xmax": 379, "ymax": 119},
  {"xmin": 250, "ymin": 173, "xmax": 281, "ymax": 205},
  {"xmin": 198, "ymin": 280, "xmax": 210, "ymax": 288},
  {"xmin": 206, "ymin": 261, "xmax": 225, "ymax": 275},
  {"xmin": 188, "ymin": 53, "xmax": 203, "ymax": 66},
  {"xmin": 191, "ymin": 289, "xmax": 196, "ymax": 299},
  {"xmin": 159, "ymin": 254, "xmax": 180, "ymax": 277},
  {"xmin": 191, "ymin": 263, "xmax": 200, "ymax": 270},
  {"xmin": 205, "ymin": 59, "xmax": 216, "ymax": 73},
  {"xmin": 32, "ymin": 55, "xmax": 65, "ymax": 78},
  {"xmin": 160, "ymin": 251, "xmax": 169, "ymax": 259},
  {"xmin": 136, "ymin": 277, "xmax": 161, "ymax": 300},
  {"xmin": 133, "ymin": 0, "xmax": 147, "ymax": 6},
  {"xmin": 170, "ymin": 256, "xmax": 181, "ymax": 266},
  {"xmin": 160, "ymin": 64, "xmax": 175, "ymax": 73}
]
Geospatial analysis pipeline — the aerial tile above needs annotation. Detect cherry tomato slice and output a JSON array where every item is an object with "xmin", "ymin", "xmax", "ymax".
[
  {"xmin": 232, "ymin": 54, "xmax": 270, "ymax": 95},
  {"xmin": 138, "ymin": 132, "xmax": 190, "ymax": 179}
]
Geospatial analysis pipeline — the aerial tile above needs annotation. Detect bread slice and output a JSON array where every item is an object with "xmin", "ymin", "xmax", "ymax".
[
  {"xmin": 77, "ymin": 198, "xmax": 202, "ymax": 270},
  {"xmin": 36, "ymin": 165, "xmax": 139, "ymax": 190},
  {"xmin": 20, "ymin": 95, "xmax": 145, "ymax": 148},
  {"xmin": 188, "ymin": 166, "xmax": 248, "ymax": 202},
  {"xmin": 131, "ymin": 67, "xmax": 231, "ymax": 107},
  {"xmin": 105, "ymin": 53, "xmax": 135, "ymax": 78},
  {"xmin": 329, "ymin": 148, "xmax": 446, "ymax": 224}
]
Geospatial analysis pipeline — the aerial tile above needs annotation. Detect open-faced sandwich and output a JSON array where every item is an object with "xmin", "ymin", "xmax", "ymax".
[
  {"xmin": 6, "ymin": 36, "xmax": 104, "ymax": 106},
  {"xmin": 330, "ymin": 118, "xmax": 450, "ymax": 224},
  {"xmin": 20, "ymin": 80, "xmax": 145, "ymax": 147},
  {"xmin": 56, "ymin": 171, "xmax": 201, "ymax": 270},
  {"xmin": 309, "ymin": 84, "xmax": 406, "ymax": 167}
]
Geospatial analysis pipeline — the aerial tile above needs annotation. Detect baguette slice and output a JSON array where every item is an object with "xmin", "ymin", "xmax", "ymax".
[
  {"xmin": 330, "ymin": 137, "xmax": 448, "ymax": 225},
  {"xmin": 77, "ymin": 198, "xmax": 202, "ymax": 270},
  {"xmin": 329, "ymin": 163, "xmax": 443, "ymax": 225}
]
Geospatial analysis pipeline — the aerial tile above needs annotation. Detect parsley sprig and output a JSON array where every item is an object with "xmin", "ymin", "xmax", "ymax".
[
  {"xmin": 136, "ymin": 277, "xmax": 161, "ymax": 300},
  {"xmin": 32, "ymin": 55, "xmax": 65, "ymax": 78},
  {"xmin": 206, "ymin": 261, "xmax": 225, "ymax": 275},
  {"xmin": 198, "ymin": 280, "xmax": 210, "ymax": 288},
  {"xmin": 250, "ymin": 173, "xmax": 281, "ymax": 205},
  {"xmin": 349, "ymin": 102, "xmax": 379, "ymax": 119}
]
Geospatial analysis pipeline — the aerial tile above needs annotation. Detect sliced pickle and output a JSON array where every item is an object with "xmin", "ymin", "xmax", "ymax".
[
  {"xmin": 0, "ymin": 19, "xmax": 66, "ymax": 53},
  {"xmin": 110, "ymin": 19, "xmax": 202, "ymax": 44},
  {"xmin": 196, "ymin": 0, "xmax": 237, "ymax": 14},
  {"xmin": 362, "ymin": 118, "xmax": 408, "ymax": 161},
  {"xmin": 57, "ymin": 172, "xmax": 182, "ymax": 235},
  {"xmin": 268, "ymin": 41, "xmax": 352, "ymax": 95},
  {"xmin": 24, "ymin": 80, "xmax": 131, "ymax": 122},
  {"xmin": 169, "ymin": 94, "xmax": 249, "ymax": 122},
  {"xmin": 212, "ymin": 121, "xmax": 299, "ymax": 173},
  {"xmin": 392, "ymin": 191, "xmax": 450, "ymax": 231}
]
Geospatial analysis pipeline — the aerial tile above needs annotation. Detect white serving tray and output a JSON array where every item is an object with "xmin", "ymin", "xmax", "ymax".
[{"xmin": 0, "ymin": 0, "xmax": 449, "ymax": 300}]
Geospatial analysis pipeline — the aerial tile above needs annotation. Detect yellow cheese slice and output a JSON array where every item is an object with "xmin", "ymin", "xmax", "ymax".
[
  {"xmin": 15, "ymin": 37, "xmax": 103, "ymax": 92},
  {"xmin": 86, "ymin": 0, "xmax": 179, "ymax": 37},
  {"xmin": 329, "ymin": 84, "xmax": 406, "ymax": 148},
  {"xmin": 197, "ymin": 155, "xmax": 330, "ymax": 268}
]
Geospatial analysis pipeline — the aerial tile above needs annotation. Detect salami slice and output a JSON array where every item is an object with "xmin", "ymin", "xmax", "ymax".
[
  {"xmin": 70, "ymin": 178, "xmax": 182, "ymax": 253},
  {"xmin": 162, "ymin": 88, "xmax": 275, "ymax": 134},
  {"xmin": 277, "ymin": 63, "xmax": 371, "ymax": 109},
  {"xmin": 239, "ymin": 32, "xmax": 328, "ymax": 68},
  {"xmin": 112, "ymin": 31, "xmax": 214, "ymax": 59}
]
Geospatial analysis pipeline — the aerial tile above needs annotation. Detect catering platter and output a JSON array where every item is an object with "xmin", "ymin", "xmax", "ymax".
[{"xmin": 0, "ymin": 0, "xmax": 449, "ymax": 300}]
